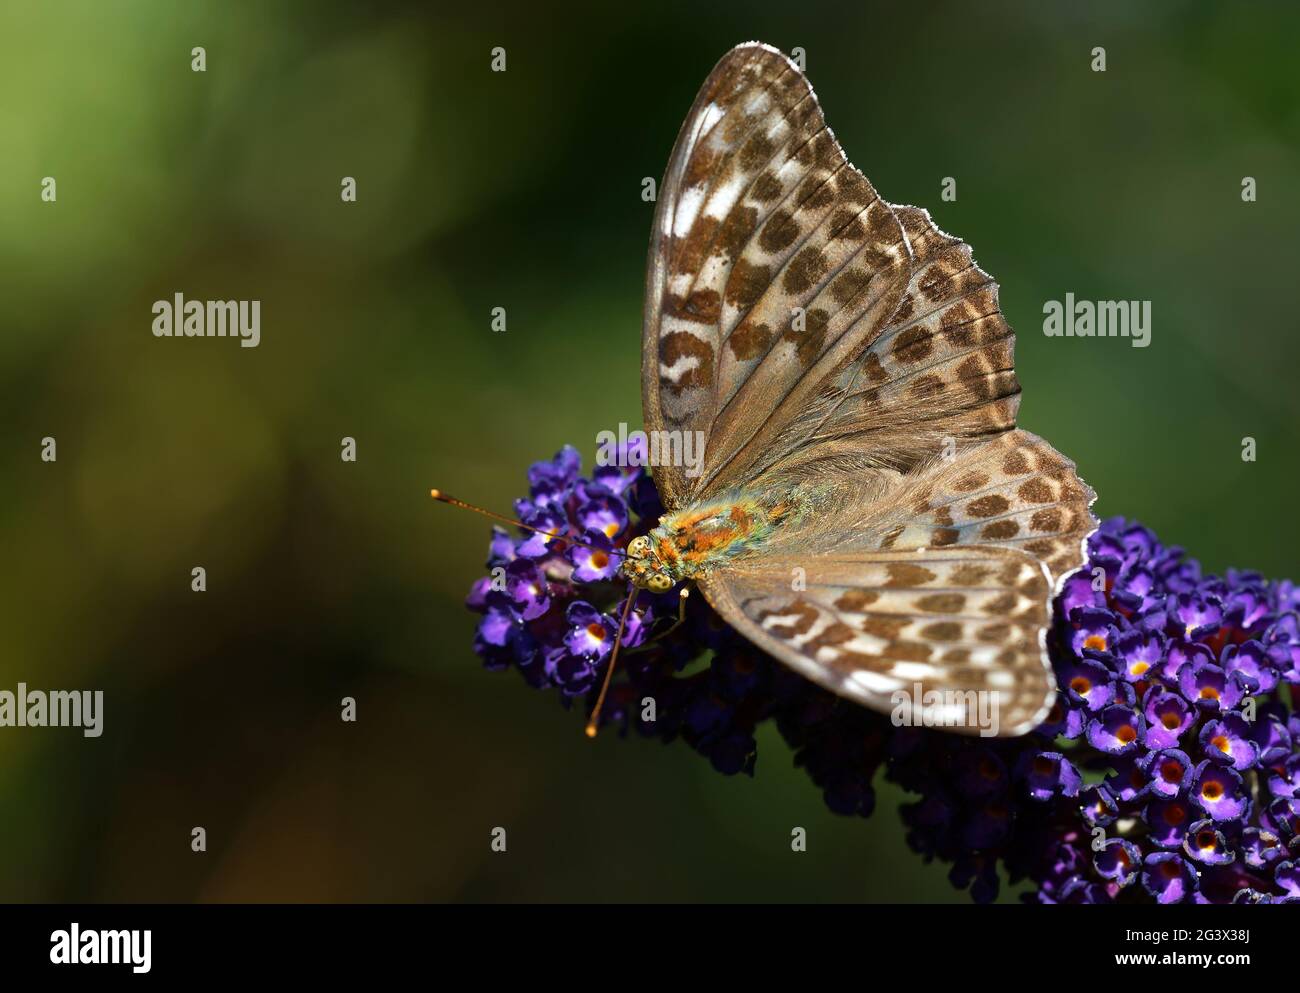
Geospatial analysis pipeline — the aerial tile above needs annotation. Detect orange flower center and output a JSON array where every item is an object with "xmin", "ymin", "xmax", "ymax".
[
  {"xmin": 1116, "ymin": 724, "xmax": 1137, "ymax": 743},
  {"xmin": 1070, "ymin": 676, "xmax": 1091, "ymax": 694},
  {"xmin": 587, "ymin": 623, "xmax": 607, "ymax": 640},
  {"xmin": 1201, "ymin": 782, "xmax": 1223, "ymax": 801},
  {"xmin": 590, "ymin": 552, "xmax": 609, "ymax": 569},
  {"xmin": 1083, "ymin": 635, "xmax": 1107, "ymax": 651}
]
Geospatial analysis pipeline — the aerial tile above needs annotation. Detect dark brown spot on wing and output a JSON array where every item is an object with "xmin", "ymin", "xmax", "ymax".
[
  {"xmin": 952, "ymin": 564, "xmax": 993, "ymax": 586},
  {"xmin": 738, "ymin": 131, "xmax": 775, "ymax": 171},
  {"xmin": 728, "ymin": 321, "xmax": 773, "ymax": 361},
  {"xmin": 829, "ymin": 265, "xmax": 871, "ymax": 304},
  {"xmin": 956, "ymin": 355, "xmax": 990, "ymax": 398},
  {"xmin": 1003, "ymin": 449, "xmax": 1031, "ymax": 475},
  {"xmin": 716, "ymin": 206, "xmax": 759, "ymax": 261},
  {"xmin": 978, "ymin": 624, "xmax": 1011, "ymax": 643},
  {"xmin": 888, "ymin": 641, "xmax": 933, "ymax": 662},
  {"xmin": 758, "ymin": 210, "xmax": 800, "ymax": 254},
  {"xmin": 885, "ymin": 563, "xmax": 937, "ymax": 587},
  {"xmin": 1031, "ymin": 508, "xmax": 1062, "ymax": 532},
  {"xmin": 783, "ymin": 306, "xmax": 828, "ymax": 366},
  {"xmin": 967, "ymin": 494, "xmax": 1011, "ymax": 518},
  {"xmin": 835, "ymin": 589, "xmax": 879, "ymax": 611},
  {"xmin": 752, "ymin": 171, "xmax": 783, "ymax": 202},
  {"xmin": 671, "ymin": 214, "xmax": 720, "ymax": 278},
  {"xmin": 982, "ymin": 519, "xmax": 1020, "ymax": 540},
  {"xmin": 916, "ymin": 593, "xmax": 966, "ymax": 613},
  {"xmin": 863, "ymin": 352, "xmax": 888, "ymax": 383},
  {"xmin": 725, "ymin": 259, "xmax": 772, "ymax": 310},
  {"xmin": 836, "ymin": 170, "xmax": 873, "ymax": 206},
  {"xmin": 862, "ymin": 616, "xmax": 908, "ymax": 639},
  {"xmin": 878, "ymin": 524, "xmax": 904, "ymax": 550},
  {"xmin": 659, "ymin": 331, "xmax": 714, "ymax": 392},
  {"xmin": 798, "ymin": 175, "xmax": 836, "ymax": 210},
  {"xmin": 682, "ymin": 148, "xmax": 721, "ymax": 190},
  {"xmin": 983, "ymin": 593, "xmax": 1017, "ymax": 615},
  {"xmin": 1019, "ymin": 478, "xmax": 1054, "ymax": 503},
  {"xmin": 920, "ymin": 622, "xmax": 962, "ymax": 642},
  {"xmin": 664, "ymin": 289, "xmax": 721, "ymax": 323},
  {"xmin": 828, "ymin": 207, "xmax": 866, "ymax": 241},
  {"xmin": 892, "ymin": 325, "xmax": 934, "ymax": 365},
  {"xmin": 808, "ymin": 621, "xmax": 856, "ymax": 650},
  {"xmin": 782, "ymin": 245, "xmax": 830, "ymax": 295},
  {"xmin": 909, "ymin": 374, "xmax": 944, "ymax": 399},
  {"xmin": 756, "ymin": 599, "xmax": 819, "ymax": 640}
]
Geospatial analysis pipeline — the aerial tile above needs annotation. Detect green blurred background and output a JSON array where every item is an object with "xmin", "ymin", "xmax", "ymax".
[{"xmin": 1, "ymin": 0, "xmax": 1296, "ymax": 902}]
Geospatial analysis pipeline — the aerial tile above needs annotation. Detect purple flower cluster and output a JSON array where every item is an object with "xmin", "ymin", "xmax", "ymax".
[
  {"xmin": 465, "ymin": 444, "xmax": 782, "ymax": 772},
  {"xmin": 880, "ymin": 518, "xmax": 1300, "ymax": 903},
  {"xmin": 465, "ymin": 447, "xmax": 1300, "ymax": 903},
  {"xmin": 1019, "ymin": 520, "xmax": 1300, "ymax": 903},
  {"xmin": 466, "ymin": 445, "xmax": 642, "ymax": 699}
]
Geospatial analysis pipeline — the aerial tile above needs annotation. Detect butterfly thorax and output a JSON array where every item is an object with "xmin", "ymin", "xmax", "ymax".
[{"xmin": 622, "ymin": 489, "xmax": 807, "ymax": 591}]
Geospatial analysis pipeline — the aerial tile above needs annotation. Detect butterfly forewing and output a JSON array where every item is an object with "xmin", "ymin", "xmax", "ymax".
[
  {"xmin": 642, "ymin": 44, "xmax": 1097, "ymax": 736},
  {"xmin": 644, "ymin": 43, "xmax": 913, "ymax": 506},
  {"xmin": 745, "ymin": 205, "xmax": 1023, "ymax": 487}
]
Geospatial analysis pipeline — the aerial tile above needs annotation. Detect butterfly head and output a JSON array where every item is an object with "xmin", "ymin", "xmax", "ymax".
[{"xmin": 621, "ymin": 534, "xmax": 675, "ymax": 593}]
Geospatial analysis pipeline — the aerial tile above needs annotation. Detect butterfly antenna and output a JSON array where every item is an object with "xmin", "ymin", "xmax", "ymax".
[
  {"xmin": 585, "ymin": 585, "xmax": 638, "ymax": 739},
  {"xmin": 430, "ymin": 489, "xmax": 623, "ymax": 556}
]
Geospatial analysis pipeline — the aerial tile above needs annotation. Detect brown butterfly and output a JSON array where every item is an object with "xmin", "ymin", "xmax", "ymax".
[
  {"xmin": 436, "ymin": 42, "xmax": 1096, "ymax": 737},
  {"xmin": 614, "ymin": 42, "xmax": 1096, "ymax": 736}
]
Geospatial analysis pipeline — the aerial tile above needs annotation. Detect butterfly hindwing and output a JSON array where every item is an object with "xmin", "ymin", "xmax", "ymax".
[
  {"xmin": 701, "ymin": 545, "xmax": 1055, "ymax": 735},
  {"xmin": 644, "ymin": 42, "xmax": 913, "ymax": 507},
  {"xmin": 697, "ymin": 431, "xmax": 1096, "ymax": 735}
]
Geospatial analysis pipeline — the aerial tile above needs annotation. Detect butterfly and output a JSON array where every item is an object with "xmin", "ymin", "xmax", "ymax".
[{"xmin": 615, "ymin": 42, "xmax": 1097, "ymax": 737}]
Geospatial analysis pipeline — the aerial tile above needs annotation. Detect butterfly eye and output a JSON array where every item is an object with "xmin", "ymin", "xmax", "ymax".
[
  {"xmin": 628, "ymin": 536, "xmax": 651, "ymax": 559},
  {"xmin": 647, "ymin": 574, "xmax": 673, "ymax": 593}
]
